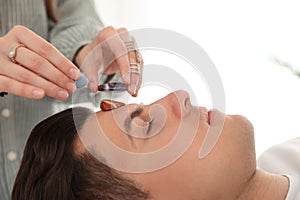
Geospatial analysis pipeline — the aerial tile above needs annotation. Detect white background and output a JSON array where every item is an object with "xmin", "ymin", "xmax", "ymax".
[{"xmin": 95, "ymin": 0, "xmax": 300, "ymax": 157}]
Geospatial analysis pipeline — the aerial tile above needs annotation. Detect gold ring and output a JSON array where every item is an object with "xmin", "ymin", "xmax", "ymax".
[
  {"xmin": 125, "ymin": 37, "xmax": 143, "ymax": 72},
  {"xmin": 8, "ymin": 44, "xmax": 26, "ymax": 64},
  {"xmin": 130, "ymin": 63, "xmax": 141, "ymax": 74},
  {"xmin": 129, "ymin": 62, "xmax": 140, "ymax": 67}
]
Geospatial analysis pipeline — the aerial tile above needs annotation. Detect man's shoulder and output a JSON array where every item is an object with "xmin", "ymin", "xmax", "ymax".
[
  {"xmin": 258, "ymin": 137, "xmax": 300, "ymax": 175},
  {"xmin": 258, "ymin": 138, "xmax": 300, "ymax": 200}
]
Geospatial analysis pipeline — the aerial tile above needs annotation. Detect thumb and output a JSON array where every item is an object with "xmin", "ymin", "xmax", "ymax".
[
  {"xmin": 85, "ymin": 71, "xmax": 99, "ymax": 93},
  {"xmin": 79, "ymin": 51, "xmax": 103, "ymax": 93}
]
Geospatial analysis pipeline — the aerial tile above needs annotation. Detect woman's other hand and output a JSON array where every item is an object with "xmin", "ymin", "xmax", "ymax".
[
  {"xmin": 0, "ymin": 25, "xmax": 80, "ymax": 100},
  {"xmin": 74, "ymin": 26, "xmax": 143, "ymax": 96}
]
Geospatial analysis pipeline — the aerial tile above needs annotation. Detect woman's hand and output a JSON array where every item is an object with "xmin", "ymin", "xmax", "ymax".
[
  {"xmin": 0, "ymin": 25, "xmax": 80, "ymax": 100},
  {"xmin": 74, "ymin": 26, "xmax": 143, "ymax": 96}
]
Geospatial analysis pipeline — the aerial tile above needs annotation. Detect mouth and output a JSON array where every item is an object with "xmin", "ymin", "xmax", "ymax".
[
  {"xmin": 207, "ymin": 110, "xmax": 212, "ymax": 125},
  {"xmin": 198, "ymin": 107, "xmax": 210, "ymax": 125}
]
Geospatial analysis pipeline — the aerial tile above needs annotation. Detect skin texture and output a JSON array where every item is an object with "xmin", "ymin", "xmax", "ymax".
[
  {"xmin": 0, "ymin": 25, "xmax": 80, "ymax": 100},
  {"xmin": 12, "ymin": 90, "xmax": 289, "ymax": 199},
  {"xmin": 12, "ymin": 107, "xmax": 149, "ymax": 200},
  {"xmin": 80, "ymin": 90, "xmax": 286, "ymax": 200},
  {"xmin": 74, "ymin": 26, "xmax": 143, "ymax": 96},
  {"xmin": 0, "ymin": 25, "xmax": 141, "ymax": 100}
]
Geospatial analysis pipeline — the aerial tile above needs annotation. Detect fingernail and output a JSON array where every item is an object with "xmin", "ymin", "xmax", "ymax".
[
  {"xmin": 100, "ymin": 99, "xmax": 125, "ymax": 111},
  {"xmin": 132, "ymin": 91, "xmax": 138, "ymax": 97},
  {"xmin": 69, "ymin": 68, "xmax": 80, "ymax": 79},
  {"xmin": 129, "ymin": 74, "xmax": 140, "ymax": 97},
  {"xmin": 128, "ymin": 83, "xmax": 137, "ymax": 97},
  {"xmin": 32, "ymin": 89, "xmax": 44, "ymax": 98},
  {"xmin": 66, "ymin": 82, "xmax": 76, "ymax": 93},
  {"xmin": 58, "ymin": 90, "xmax": 69, "ymax": 99}
]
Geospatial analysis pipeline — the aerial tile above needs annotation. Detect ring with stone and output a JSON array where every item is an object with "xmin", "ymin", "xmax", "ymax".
[{"xmin": 8, "ymin": 43, "xmax": 26, "ymax": 64}]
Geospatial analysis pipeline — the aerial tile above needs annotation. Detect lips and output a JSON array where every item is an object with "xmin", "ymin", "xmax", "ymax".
[
  {"xmin": 207, "ymin": 110, "xmax": 212, "ymax": 125},
  {"xmin": 198, "ymin": 107, "xmax": 210, "ymax": 125}
]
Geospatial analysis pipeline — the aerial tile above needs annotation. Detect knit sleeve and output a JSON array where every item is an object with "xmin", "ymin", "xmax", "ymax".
[{"xmin": 49, "ymin": 0, "xmax": 104, "ymax": 62}]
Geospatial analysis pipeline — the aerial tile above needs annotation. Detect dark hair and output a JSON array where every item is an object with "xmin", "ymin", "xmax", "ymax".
[{"xmin": 12, "ymin": 107, "xmax": 149, "ymax": 200}]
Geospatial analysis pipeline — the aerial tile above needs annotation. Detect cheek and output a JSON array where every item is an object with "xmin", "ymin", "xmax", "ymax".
[
  {"xmin": 226, "ymin": 115, "xmax": 255, "ymax": 159},
  {"xmin": 128, "ymin": 124, "xmax": 211, "ymax": 197},
  {"xmin": 215, "ymin": 115, "xmax": 255, "ymax": 160},
  {"xmin": 130, "ymin": 113, "xmax": 181, "ymax": 152},
  {"xmin": 95, "ymin": 113, "xmax": 133, "ymax": 151},
  {"xmin": 203, "ymin": 116, "xmax": 256, "ymax": 195},
  {"xmin": 128, "ymin": 150, "xmax": 209, "ymax": 199}
]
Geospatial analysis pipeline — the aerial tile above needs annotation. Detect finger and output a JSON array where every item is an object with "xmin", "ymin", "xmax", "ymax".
[
  {"xmin": 102, "ymin": 59, "xmax": 119, "ymax": 75},
  {"xmin": 117, "ymin": 28, "xmax": 139, "ymax": 64},
  {"xmin": 117, "ymin": 28, "xmax": 143, "ymax": 96},
  {"xmin": 15, "ymin": 47, "xmax": 76, "ymax": 93},
  {"xmin": 103, "ymin": 59, "xmax": 143, "ymax": 94},
  {"xmin": 116, "ymin": 28, "xmax": 135, "ymax": 83},
  {"xmin": 126, "ymin": 64, "xmax": 143, "ymax": 97},
  {"xmin": 8, "ymin": 25, "xmax": 80, "ymax": 80},
  {"xmin": 1, "ymin": 61, "xmax": 69, "ymax": 100},
  {"xmin": 0, "ymin": 75, "xmax": 45, "ymax": 99},
  {"xmin": 87, "ymin": 79, "xmax": 98, "ymax": 93},
  {"xmin": 100, "ymin": 26, "xmax": 130, "ymax": 83},
  {"xmin": 80, "ymin": 53, "xmax": 101, "ymax": 93},
  {"xmin": 117, "ymin": 28, "xmax": 144, "ymax": 65}
]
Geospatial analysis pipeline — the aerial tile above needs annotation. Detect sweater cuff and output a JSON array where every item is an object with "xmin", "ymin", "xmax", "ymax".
[{"xmin": 69, "ymin": 40, "xmax": 91, "ymax": 66}]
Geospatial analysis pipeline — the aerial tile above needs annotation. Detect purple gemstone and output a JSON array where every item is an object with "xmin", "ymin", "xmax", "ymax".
[{"xmin": 98, "ymin": 82, "xmax": 128, "ymax": 92}]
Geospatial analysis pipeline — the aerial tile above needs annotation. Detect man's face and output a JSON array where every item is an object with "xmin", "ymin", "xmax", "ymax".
[{"xmin": 79, "ymin": 90, "xmax": 256, "ymax": 200}]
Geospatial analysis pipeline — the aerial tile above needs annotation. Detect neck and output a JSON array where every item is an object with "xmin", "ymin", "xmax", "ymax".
[{"xmin": 237, "ymin": 169, "xmax": 289, "ymax": 200}]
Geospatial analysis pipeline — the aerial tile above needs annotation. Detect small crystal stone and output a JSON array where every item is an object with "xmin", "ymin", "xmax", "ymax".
[
  {"xmin": 98, "ymin": 82, "xmax": 128, "ymax": 92},
  {"xmin": 100, "ymin": 99, "xmax": 125, "ymax": 111}
]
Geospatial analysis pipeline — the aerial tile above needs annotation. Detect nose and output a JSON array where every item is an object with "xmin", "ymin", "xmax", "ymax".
[{"xmin": 152, "ymin": 90, "xmax": 192, "ymax": 118}]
